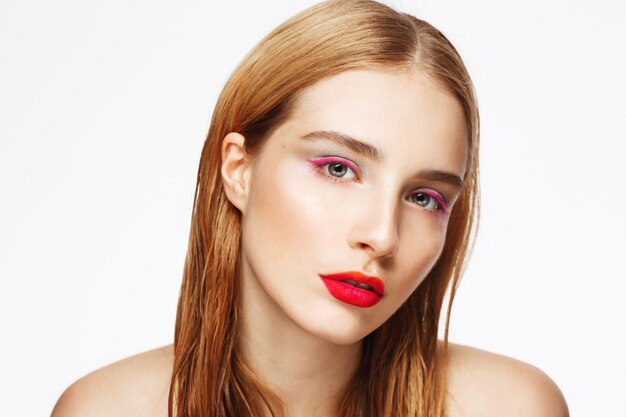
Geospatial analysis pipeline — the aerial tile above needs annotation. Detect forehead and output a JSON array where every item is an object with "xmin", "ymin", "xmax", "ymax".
[{"xmin": 281, "ymin": 68, "xmax": 468, "ymax": 177}]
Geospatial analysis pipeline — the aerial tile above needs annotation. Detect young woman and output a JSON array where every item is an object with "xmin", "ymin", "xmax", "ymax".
[{"xmin": 52, "ymin": 1, "xmax": 568, "ymax": 416}]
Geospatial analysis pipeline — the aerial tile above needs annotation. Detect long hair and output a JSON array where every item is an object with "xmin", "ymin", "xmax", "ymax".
[{"xmin": 169, "ymin": 1, "xmax": 480, "ymax": 416}]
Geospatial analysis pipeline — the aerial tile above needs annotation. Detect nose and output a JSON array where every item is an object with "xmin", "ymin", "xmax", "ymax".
[{"xmin": 347, "ymin": 188, "xmax": 400, "ymax": 259}]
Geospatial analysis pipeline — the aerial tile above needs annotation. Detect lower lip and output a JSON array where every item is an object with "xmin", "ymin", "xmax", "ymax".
[{"xmin": 320, "ymin": 277, "xmax": 382, "ymax": 308}]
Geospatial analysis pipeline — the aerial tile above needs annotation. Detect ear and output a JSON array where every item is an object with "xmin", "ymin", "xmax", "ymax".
[{"xmin": 221, "ymin": 132, "xmax": 252, "ymax": 214}]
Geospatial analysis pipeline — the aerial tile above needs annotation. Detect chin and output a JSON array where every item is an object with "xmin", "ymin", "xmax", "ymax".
[
  {"xmin": 295, "ymin": 305, "xmax": 381, "ymax": 346},
  {"xmin": 311, "ymin": 328, "xmax": 368, "ymax": 346}
]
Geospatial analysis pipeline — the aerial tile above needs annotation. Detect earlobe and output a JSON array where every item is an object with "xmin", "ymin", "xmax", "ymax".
[{"xmin": 220, "ymin": 132, "xmax": 252, "ymax": 213}]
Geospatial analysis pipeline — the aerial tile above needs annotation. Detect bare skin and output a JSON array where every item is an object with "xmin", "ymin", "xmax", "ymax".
[
  {"xmin": 52, "ymin": 70, "xmax": 569, "ymax": 416},
  {"xmin": 50, "ymin": 343, "xmax": 569, "ymax": 417}
]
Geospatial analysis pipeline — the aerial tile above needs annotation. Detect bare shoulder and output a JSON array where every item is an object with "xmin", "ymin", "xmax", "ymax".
[
  {"xmin": 444, "ymin": 342, "xmax": 569, "ymax": 417},
  {"xmin": 51, "ymin": 344, "xmax": 173, "ymax": 417}
]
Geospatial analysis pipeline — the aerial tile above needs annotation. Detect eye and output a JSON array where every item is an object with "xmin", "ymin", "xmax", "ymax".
[
  {"xmin": 410, "ymin": 192, "xmax": 438, "ymax": 209},
  {"xmin": 408, "ymin": 190, "xmax": 449, "ymax": 215},
  {"xmin": 324, "ymin": 162, "xmax": 357, "ymax": 180},
  {"xmin": 307, "ymin": 156, "xmax": 360, "ymax": 181}
]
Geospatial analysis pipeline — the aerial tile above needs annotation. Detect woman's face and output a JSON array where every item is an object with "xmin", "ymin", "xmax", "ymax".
[{"xmin": 226, "ymin": 68, "xmax": 468, "ymax": 345}]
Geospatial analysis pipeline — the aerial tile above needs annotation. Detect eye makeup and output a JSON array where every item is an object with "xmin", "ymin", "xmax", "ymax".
[
  {"xmin": 306, "ymin": 155, "xmax": 451, "ymax": 216},
  {"xmin": 306, "ymin": 156, "xmax": 361, "ymax": 182},
  {"xmin": 408, "ymin": 189, "xmax": 450, "ymax": 216}
]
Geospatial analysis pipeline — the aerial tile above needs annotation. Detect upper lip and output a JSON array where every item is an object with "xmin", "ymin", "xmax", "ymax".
[{"xmin": 320, "ymin": 271, "xmax": 385, "ymax": 296}]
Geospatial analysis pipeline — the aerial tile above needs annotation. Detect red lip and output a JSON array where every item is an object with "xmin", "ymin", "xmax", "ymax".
[{"xmin": 319, "ymin": 271, "xmax": 385, "ymax": 308}]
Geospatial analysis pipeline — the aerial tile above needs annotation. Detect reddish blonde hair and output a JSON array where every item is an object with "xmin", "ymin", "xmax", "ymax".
[{"xmin": 169, "ymin": 1, "xmax": 479, "ymax": 416}]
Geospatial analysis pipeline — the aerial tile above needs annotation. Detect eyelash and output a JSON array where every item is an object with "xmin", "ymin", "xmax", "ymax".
[
  {"xmin": 408, "ymin": 190, "xmax": 450, "ymax": 216},
  {"xmin": 306, "ymin": 156, "xmax": 450, "ymax": 216},
  {"xmin": 307, "ymin": 156, "xmax": 361, "ymax": 182}
]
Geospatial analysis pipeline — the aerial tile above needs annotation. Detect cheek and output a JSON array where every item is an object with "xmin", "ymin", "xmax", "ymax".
[
  {"xmin": 242, "ymin": 157, "xmax": 329, "ymax": 264},
  {"xmin": 394, "ymin": 217, "xmax": 448, "ymax": 294}
]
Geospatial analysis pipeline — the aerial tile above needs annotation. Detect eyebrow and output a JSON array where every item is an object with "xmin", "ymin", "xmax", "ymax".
[
  {"xmin": 418, "ymin": 169, "xmax": 465, "ymax": 190},
  {"xmin": 300, "ymin": 130, "xmax": 465, "ymax": 189},
  {"xmin": 300, "ymin": 130, "xmax": 382, "ymax": 162}
]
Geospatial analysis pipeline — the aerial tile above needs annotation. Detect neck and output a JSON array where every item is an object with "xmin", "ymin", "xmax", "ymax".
[{"xmin": 238, "ymin": 269, "xmax": 362, "ymax": 417}]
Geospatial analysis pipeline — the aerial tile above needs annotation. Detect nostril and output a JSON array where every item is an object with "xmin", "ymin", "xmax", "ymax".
[
  {"xmin": 358, "ymin": 242, "xmax": 372, "ymax": 250},
  {"xmin": 354, "ymin": 234, "xmax": 398, "ymax": 258}
]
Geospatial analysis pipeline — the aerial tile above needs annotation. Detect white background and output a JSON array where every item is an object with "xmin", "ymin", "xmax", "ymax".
[{"xmin": 1, "ymin": 0, "xmax": 625, "ymax": 415}]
